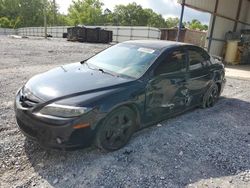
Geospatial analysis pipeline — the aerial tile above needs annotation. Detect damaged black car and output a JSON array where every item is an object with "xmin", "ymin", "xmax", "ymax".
[{"xmin": 14, "ymin": 40, "xmax": 226, "ymax": 151}]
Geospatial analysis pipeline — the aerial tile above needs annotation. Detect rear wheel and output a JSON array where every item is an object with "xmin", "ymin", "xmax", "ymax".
[
  {"xmin": 95, "ymin": 106, "xmax": 136, "ymax": 151},
  {"xmin": 202, "ymin": 83, "xmax": 219, "ymax": 108}
]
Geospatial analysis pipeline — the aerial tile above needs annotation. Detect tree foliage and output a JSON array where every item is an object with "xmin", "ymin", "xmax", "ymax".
[
  {"xmin": 145, "ymin": 9, "xmax": 166, "ymax": 28},
  {"xmin": 107, "ymin": 3, "xmax": 166, "ymax": 27},
  {"xmin": 67, "ymin": 2, "xmax": 167, "ymax": 28},
  {"xmin": 165, "ymin": 17, "xmax": 180, "ymax": 28},
  {"xmin": 0, "ymin": 0, "xmax": 209, "ymax": 31},
  {"xmin": 0, "ymin": 0, "xmax": 65, "ymax": 28},
  {"xmin": 186, "ymin": 19, "xmax": 208, "ymax": 31},
  {"xmin": 67, "ymin": 0, "xmax": 103, "ymax": 26},
  {"xmin": 113, "ymin": 3, "xmax": 147, "ymax": 26}
]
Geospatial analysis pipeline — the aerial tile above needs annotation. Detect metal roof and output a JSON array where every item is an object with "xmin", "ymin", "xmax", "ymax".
[
  {"xmin": 177, "ymin": 0, "xmax": 250, "ymax": 26},
  {"xmin": 177, "ymin": 0, "xmax": 216, "ymax": 13}
]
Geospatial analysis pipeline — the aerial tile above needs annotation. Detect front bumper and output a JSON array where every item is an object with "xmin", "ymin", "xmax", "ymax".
[{"xmin": 14, "ymin": 91, "xmax": 98, "ymax": 150}]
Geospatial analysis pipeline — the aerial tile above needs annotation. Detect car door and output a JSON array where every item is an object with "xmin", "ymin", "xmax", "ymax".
[
  {"xmin": 144, "ymin": 48, "xmax": 189, "ymax": 124},
  {"xmin": 185, "ymin": 46, "xmax": 211, "ymax": 106}
]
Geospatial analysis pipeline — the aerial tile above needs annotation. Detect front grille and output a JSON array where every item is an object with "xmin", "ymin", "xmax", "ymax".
[
  {"xmin": 19, "ymin": 87, "xmax": 41, "ymax": 108},
  {"xmin": 20, "ymin": 97, "xmax": 39, "ymax": 108}
]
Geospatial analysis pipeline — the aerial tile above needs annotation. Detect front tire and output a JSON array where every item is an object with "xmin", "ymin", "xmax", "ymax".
[
  {"xmin": 95, "ymin": 106, "xmax": 136, "ymax": 151},
  {"xmin": 202, "ymin": 83, "xmax": 219, "ymax": 108}
]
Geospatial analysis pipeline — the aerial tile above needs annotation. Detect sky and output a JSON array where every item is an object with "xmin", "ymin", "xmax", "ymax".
[{"xmin": 57, "ymin": 0, "xmax": 210, "ymax": 25}]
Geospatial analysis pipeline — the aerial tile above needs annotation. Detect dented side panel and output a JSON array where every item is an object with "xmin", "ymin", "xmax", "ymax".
[{"xmin": 144, "ymin": 72, "xmax": 189, "ymax": 124}]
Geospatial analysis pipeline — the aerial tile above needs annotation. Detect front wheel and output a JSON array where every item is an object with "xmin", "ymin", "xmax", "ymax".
[
  {"xmin": 202, "ymin": 83, "xmax": 219, "ymax": 108},
  {"xmin": 95, "ymin": 106, "xmax": 136, "ymax": 151}
]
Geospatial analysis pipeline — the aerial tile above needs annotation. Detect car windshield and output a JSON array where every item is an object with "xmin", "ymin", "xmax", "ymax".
[{"xmin": 86, "ymin": 43, "xmax": 160, "ymax": 79}]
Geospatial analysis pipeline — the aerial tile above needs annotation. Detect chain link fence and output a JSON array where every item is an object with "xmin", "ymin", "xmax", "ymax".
[
  {"xmin": 0, "ymin": 28, "xmax": 17, "ymax": 35},
  {"xmin": 0, "ymin": 26, "xmax": 161, "ymax": 43}
]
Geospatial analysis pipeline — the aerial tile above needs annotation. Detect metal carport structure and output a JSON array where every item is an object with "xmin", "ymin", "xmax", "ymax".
[{"xmin": 177, "ymin": 0, "xmax": 250, "ymax": 57}]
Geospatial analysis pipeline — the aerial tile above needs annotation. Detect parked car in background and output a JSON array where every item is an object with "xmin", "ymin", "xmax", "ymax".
[{"xmin": 14, "ymin": 40, "xmax": 226, "ymax": 151}]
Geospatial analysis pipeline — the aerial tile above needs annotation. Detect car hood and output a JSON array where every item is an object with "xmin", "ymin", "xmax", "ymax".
[{"xmin": 25, "ymin": 63, "xmax": 135, "ymax": 101}]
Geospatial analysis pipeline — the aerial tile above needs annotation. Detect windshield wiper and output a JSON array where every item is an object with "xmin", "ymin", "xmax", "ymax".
[
  {"xmin": 98, "ymin": 68, "xmax": 118, "ymax": 77},
  {"xmin": 80, "ymin": 59, "xmax": 87, "ymax": 64},
  {"xmin": 83, "ymin": 62, "xmax": 118, "ymax": 77}
]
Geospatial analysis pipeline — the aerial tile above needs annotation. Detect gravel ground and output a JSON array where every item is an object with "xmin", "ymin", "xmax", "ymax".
[{"xmin": 0, "ymin": 36, "xmax": 250, "ymax": 188}]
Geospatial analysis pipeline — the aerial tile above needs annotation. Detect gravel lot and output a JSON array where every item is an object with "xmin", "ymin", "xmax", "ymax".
[{"xmin": 0, "ymin": 36, "xmax": 250, "ymax": 188}]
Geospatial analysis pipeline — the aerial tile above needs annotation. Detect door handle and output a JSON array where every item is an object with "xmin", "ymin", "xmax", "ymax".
[{"xmin": 161, "ymin": 103, "xmax": 175, "ymax": 109}]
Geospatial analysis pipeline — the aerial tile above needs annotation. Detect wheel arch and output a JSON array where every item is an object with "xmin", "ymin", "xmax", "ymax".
[
  {"xmin": 125, "ymin": 103, "xmax": 141, "ymax": 130},
  {"xmin": 210, "ymin": 68, "xmax": 224, "ymax": 94},
  {"xmin": 93, "ymin": 103, "xmax": 141, "ymax": 151},
  {"xmin": 94, "ymin": 102, "xmax": 142, "ymax": 131}
]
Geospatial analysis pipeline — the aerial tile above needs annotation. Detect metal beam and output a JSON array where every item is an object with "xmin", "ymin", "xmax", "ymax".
[
  {"xmin": 233, "ymin": 0, "xmax": 243, "ymax": 31},
  {"xmin": 206, "ymin": 37, "xmax": 226, "ymax": 42},
  {"xmin": 207, "ymin": 0, "xmax": 219, "ymax": 53},
  {"xmin": 182, "ymin": 3, "xmax": 250, "ymax": 27},
  {"xmin": 176, "ymin": 0, "xmax": 185, "ymax": 42}
]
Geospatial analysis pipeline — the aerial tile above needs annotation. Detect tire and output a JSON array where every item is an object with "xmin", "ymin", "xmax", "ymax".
[
  {"xmin": 95, "ymin": 106, "xmax": 136, "ymax": 151},
  {"xmin": 202, "ymin": 83, "xmax": 219, "ymax": 108}
]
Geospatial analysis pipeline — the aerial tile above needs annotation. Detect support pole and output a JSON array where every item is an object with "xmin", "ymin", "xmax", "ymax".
[
  {"xmin": 43, "ymin": 0, "xmax": 47, "ymax": 39},
  {"xmin": 176, "ymin": 0, "xmax": 185, "ymax": 42},
  {"xmin": 233, "ymin": 0, "xmax": 242, "ymax": 32},
  {"xmin": 53, "ymin": 0, "xmax": 57, "ymax": 26},
  {"xmin": 207, "ymin": 0, "xmax": 219, "ymax": 53}
]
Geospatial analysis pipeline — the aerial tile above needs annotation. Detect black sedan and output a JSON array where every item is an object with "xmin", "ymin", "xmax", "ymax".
[{"xmin": 14, "ymin": 40, "xmax": 226, "ymax": 151}]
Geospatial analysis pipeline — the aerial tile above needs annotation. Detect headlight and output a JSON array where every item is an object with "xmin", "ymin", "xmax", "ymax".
[{"xmin": 39, "ymin": 103, "xmax": 91, "ymax": 118}]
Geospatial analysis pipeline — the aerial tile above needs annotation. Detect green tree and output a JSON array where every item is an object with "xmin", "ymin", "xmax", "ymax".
[
  {"xmin": 67, "ymin": 0, "xmax": 103, "ymax": 26},
  {"xmin": 0, "ymin": 0, "xmax": 66, "ymax": 28},
  {"xmin": 18, "ymin": 0, "xmax": 44, "ymax": 27},
  {"xmin": 46, "ymin": 1, "xmax": 68, "ymax": 26},
  {"xmin": 144, "ymin": 8, "xmax": 166, "ymax": 28},
  {"xmin": 0, "ymin": 17, "xmax": 11, "ymax": 27},
  {"xmin": 165, "ymin": 17, "xmax": 179, "ymax": 28},
  {"xmin": 202, "ymin": 24, "xmax": 208, "ymax": 31},
  {"xmin": 55, "ymin": 14, "xmax": 69, "ymax": 26},
  {"xmin": 113, "ymin": 3, "xmax": 147, "ymax": 26},
  {"xmin": 187, "ymin": 19, "xmax": 208, "ymax": 31},
  {"xmin": 0, "ymin": 0, "xmax": 208, "ymax": 30},
  {"xmin": 112, "ymin": 3, "xmax": 166, "ymax": 27},
  {"xmin": 102, "ymin": 8, "xmax": 113, "ymax": 25},
  {"xmin": 0, "ymin": 0, "xmax": 22, "ymax": 28}
]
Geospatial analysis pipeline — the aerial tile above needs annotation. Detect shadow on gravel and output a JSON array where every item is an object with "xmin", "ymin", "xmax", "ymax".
[{"xmin": 24, "ymin": 97, "xmax": 250, "ymax": 187}]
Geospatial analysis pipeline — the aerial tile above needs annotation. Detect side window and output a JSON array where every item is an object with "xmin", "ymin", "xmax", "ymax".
[
  {"xmin": 155, "ymin": 50, "xmax": 186, "ymax": 75},
  {"xmin": 188, "ymin": 49, "xmax": 207, "ymax": 71}
]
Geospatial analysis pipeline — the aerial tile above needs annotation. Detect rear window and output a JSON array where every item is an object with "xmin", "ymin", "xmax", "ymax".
[
  {"xmin": 155, "ymin": 50, "xmax": 186, "ymax": 75},
  {"xmin": 188, "ymin": 48, "xmax": 210, "ymax": 70}
]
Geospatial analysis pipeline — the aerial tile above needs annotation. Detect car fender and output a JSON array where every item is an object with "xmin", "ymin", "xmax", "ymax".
[{"xmin": 92, "ymin": 86, "xmax": 145, "ymax": 130}]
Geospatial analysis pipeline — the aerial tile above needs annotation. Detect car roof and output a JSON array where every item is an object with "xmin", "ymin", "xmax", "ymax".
[{"xmin": 123, "ymin": 40, "xmax": 197, "ymax": 50}]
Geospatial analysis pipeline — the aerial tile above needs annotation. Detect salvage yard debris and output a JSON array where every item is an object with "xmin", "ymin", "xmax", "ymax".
[{"xmin": 67, "ymin": 26, "xmax": 112, "ymax": 43}]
